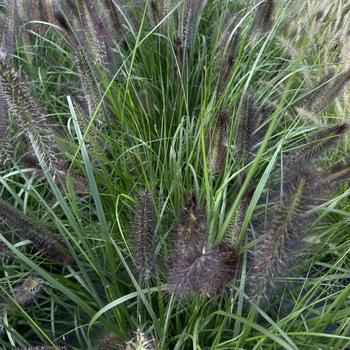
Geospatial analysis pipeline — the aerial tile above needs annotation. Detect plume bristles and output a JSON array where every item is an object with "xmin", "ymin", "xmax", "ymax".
[
  {"xmin": 303, "ymin": 68, "xmax": 350, "ymax": 113},
  {"xmin": 0, "ymin": 200, "xmax": 73, "ymax": 265},
  {"xmin": 133, "ymin": 189, "xmax": 156, "ymax": 281},
  {"xmin": 250, "ymin": 0, "xmax": 275, "ymax": 40},
  {"xmin": 169, "ymin": 194, "xmax": 237, "ymax": 298},
  {"xmin": 206, "ymin": 109, "xmax": 230, "ymax": 174},
  {"xmin": 285, "ymin": 123, "xmax": 349, "ymax": 168},
  {"xmin": 249, "ymin": 171, "xmax": 315, "ymax": 302}
]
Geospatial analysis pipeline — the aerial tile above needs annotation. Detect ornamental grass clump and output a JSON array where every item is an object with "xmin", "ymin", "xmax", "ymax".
[{"xmin": 0, "ymin": 0, "xmax": 349, "ymax": 348}]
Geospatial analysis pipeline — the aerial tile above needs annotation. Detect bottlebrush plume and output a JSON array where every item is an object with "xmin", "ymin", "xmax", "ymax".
[
  {"xmin": 236, "ymin": 91, "xmax": 260, "ymax": 163},
  {"xmin": 182, "ymin": 0, "xmax": 203, "ymax": 47},
  {"xmin": 0, "ymin": 59, "xmax": 67, "ymax": 176},
  {"xmin": 249, "ymin": 0, "xmax": 275, "ymax": 40},
  {"xmin": 0, "ymin": 93, "xmax": 11, "ymax": 165},
  {"xmin": 64, "ymin": 0, "xmax": 112, "ymax": 69},
  {"xmin": 171, "ymin": 193, "xmax": 206, "ymax": 261},
  {"xmin": 74, "ymin": 49, "xmax": 104, "ymax": 125},
  {"xmin": 102, "ymin": 0, "xmax": 123, "ymax": 39},
  {"xmin": 226, "ymin": 190, "xmax": 252, "ymax": 247},
  {"xmin": 198, "ymin": 243, "xmax": 238, "ymax": 298},
  {"xmin": 206, "ymin": 109, "xmax": 230, "ymax": 174},
  {"xmin": 285, "ymin": 123, "xmax": 349, "ymax": 168},
  {"xmin": 11, "ymin": 276, "xmax": 44, "ymax": 307},
  {"xmin": 0, "ymin": 0, "xmax": 18, "ymax": 61},
  {"xmin": 303, "ymin": 67, "xmax": 350, "ymax": 114},
  {"xmin": 170, "ymin": 242, "xmax": 237, "ymax": 299},
  {"xmin": 248, "ymin": 170, "xmax": 317, "ymax": 303},
  {"xmin": 149, "ymin": 1, "xmax": 161, "ymax": 25},
  {"xmin": 0, "ymin": 200, "xmax": 74, "ymax": 265},
  {"xmin": 217, "ymin": 16, "xmax": 241, "ymax": 93},
  {"xmin": 169, "ymin": 194, "xmax": 237, "ymax": 298},
  {"xmin": 55, "ymin": 10, "xmax": 106, "ymax": 127},
  {"xmin": 317, "ymin": 159, "xmax": 350, "ymax": 187},
  {"xmin": 133, "ymin": 189, "xmax": 156, "ymax": 281}
]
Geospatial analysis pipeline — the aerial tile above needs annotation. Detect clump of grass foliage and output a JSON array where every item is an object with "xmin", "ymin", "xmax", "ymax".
[{"xmin": 0, "ymin": 0, "xmax": 350, "ymax": 348}]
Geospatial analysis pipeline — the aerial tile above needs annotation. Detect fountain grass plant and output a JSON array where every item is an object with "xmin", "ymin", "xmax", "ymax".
[{"xmin": 0, "ymin": 0, "xmax": 349, "ymax": 349}]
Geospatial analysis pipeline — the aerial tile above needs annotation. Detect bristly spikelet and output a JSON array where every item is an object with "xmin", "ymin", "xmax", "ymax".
[
  {"xmin": 302, "ymin": 67, "xmax": 350, "ymax": 114},
  {"xmin": 149, "ymin": 1, "xmax": 161, "ymax": 25},
  {"xmin": 0, "ymin": 93, "xmax": 11, "ymax": 164},
  {"xmin": 94, "ymin": 332, "xmax": 125, "ymax": 350},
  {"xmin": 11, "ymin": 276, "xmax": 44, "ymax": 307},
  {"xmin": 171, "ymin": 193, "xmax": 206, "ymax": 262},
  {"xmin": 169, "ymin": 194, "xmax": 237, "ymax": 298},
  {"xmin": 206, "ymin": 109, "xmax": 230, "ymax": 174},
  {"xmin": 0, "ymin": 200, "xmax": 74, "ymax": 265},
  {"xmin": 249, "ymin": 0, "xmax": 275, "ymax": 40},
  {"xmin": 0, "ymin": 59, "xmax": 66, "ymax": 175},
  {"xmin": 102, "ymin": 0, "xmax": 123, "ymax": 39},
  {"xmin": 65, "ymin": 0, "xmax": 112, "ymax": 69},
  {"xmin": 133, "ymin": 189, "xmax": 156, "ymax": 281},
  {"xmin": 78, "ymin": 0, "xmax": 112, "ymax": 67},
  {"xmin": 317, "ymin": 160, "xmax": 350, "ymax": 187},
  {"xmin": 217, "ymin": 16, "xmax": 241, "ymax": 93},
  {"xmin": 285, "ymin": 123, "xmax": 349, "ymax": 168},
  {"xmin": 198, "ymin": 243, "xmax": 238, "ymax": 298},
  {"xmin": 168, "ymin": 193, "xmax": 206, "ymax": 298},
  {"xmin": 0, "ymin": 0, "xmax": 17, "ymax": 61},
  {"xmin": 74, "ymin": 48, "xmax": 104, "ymax": 125},
  {"xmin": 248, "ymin": 170, "xmax": 316, "ymax": 303},
  {"xmin": 236, "ymin": 91, "xmax": 260, "ymax": 164},
  {"xmin": 170, "ymin": 242, "xmax": 237, "ymax": 299},
  {"xmin": 226, "ymin": 190, "xmax": 252, "ymax": 247},
  {"xmin": 182, "ymin": 0, "xmax": 203, "ymax": 48}
]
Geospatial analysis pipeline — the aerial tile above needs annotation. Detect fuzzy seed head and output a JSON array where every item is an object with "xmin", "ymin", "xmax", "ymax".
[
  {"xmin": 0, "ymin": 200, "xmax": 74, "ymax": 265},
  {"xmin": 206, "ymin": 109, "xmax": 230, "ymax": 174},
  {"xmin": 250, "ymin": 0, "xmax": 275, "ymax": 41},
  {"xmin": 285, "ymin": 123, "xmax": 349, "ymax": 169},
  {"xmin": 236, "ymin": 91, "xmax": 260, "ymax": 163},
  {"xmin": 133, "ymin": 189, "xmax": 156, "ymax": 281},
  {"xmin": 248, "ymin": 170, "xmax": 317, "ymax": 303},
  {"xmin": 303, "ymin": 68, "xmax": 350, "ymax": 114},
  {"xmin": 12, "ymin": 276, "xmax": 44, "ymax": 306}
]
